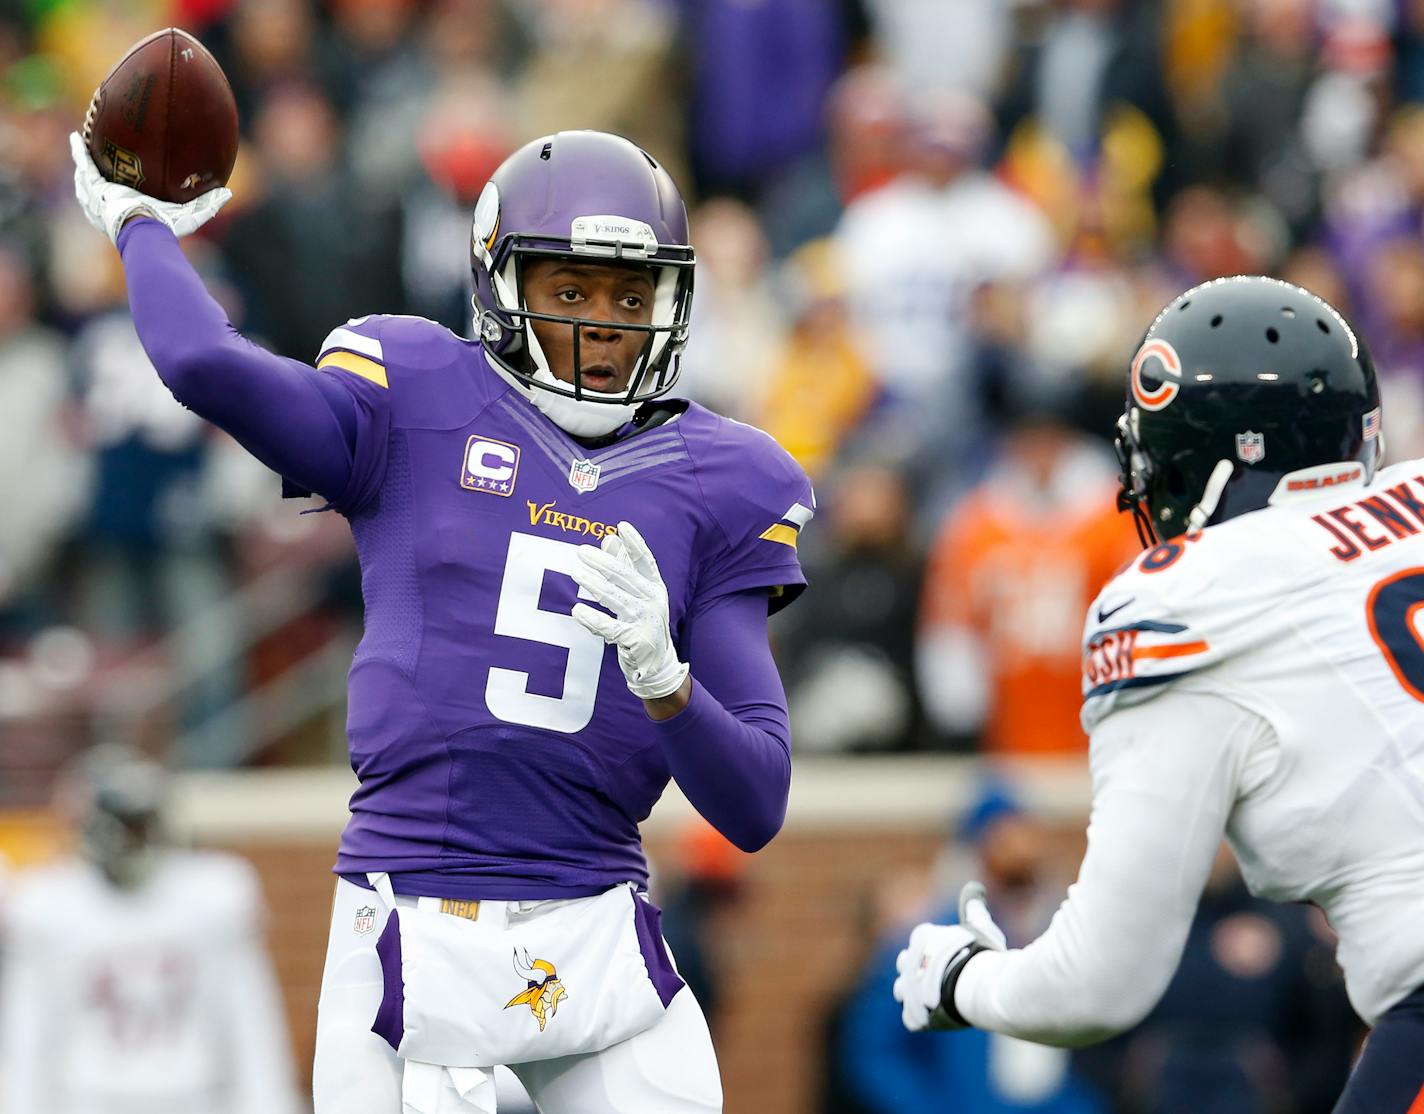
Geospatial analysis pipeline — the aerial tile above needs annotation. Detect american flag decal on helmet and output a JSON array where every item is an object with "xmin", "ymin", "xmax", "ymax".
[
  {"xmin": 758, "ymin": 501, "xmax": 815, "ymax": 548},
  {"xmin": 1364, "ymin": 407, "xmax": 1382, "ymax": 442}
]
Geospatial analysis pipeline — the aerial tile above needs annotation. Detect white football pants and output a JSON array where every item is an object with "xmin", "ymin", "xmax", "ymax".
[{"xmin": 313, "ymin": 877, "xmax": 723, "ymax": 1114}]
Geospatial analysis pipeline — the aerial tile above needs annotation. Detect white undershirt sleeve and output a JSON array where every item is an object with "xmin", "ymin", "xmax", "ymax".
[{"xmin": 953, "ymin": 688, "xmax": 1271, "ymax": 1046}]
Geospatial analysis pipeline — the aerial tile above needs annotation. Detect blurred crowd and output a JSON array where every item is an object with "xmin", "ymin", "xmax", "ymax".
[
  {"xmin": 814, "ymin": 784, "xmax": 1363, "ymax": 1114},
  {"xmin": 3, "ymin": 0, "xmax": 1424, "ymax": 783}
]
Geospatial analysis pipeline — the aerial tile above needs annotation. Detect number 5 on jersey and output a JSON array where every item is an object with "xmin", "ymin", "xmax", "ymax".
[{"xmin": 487, "ymin": 532, "xmax": 607, "ymax": 732}]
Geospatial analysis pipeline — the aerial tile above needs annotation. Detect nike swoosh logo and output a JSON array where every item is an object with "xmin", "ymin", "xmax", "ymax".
[{"xmin": 1097, "ymin": 599, "xmax": 1134, "ymax": 624}]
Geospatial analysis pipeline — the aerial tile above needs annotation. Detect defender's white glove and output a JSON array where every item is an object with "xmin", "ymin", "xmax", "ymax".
[
  {"xmin": 893, "ymin": 881, "xmax": 1007, "ymax": 1031},
  {"xmin": 70, "ymin": 131, "xmax": 231, "ymax": 244},
  {"xmin": 571, "ymin": 522, "xmax": 690, "ymax": 701}
]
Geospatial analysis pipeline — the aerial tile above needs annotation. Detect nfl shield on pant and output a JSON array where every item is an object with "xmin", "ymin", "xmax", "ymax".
[{"xmin": 371, "ymin": 878, "xmax": 684, "ymax": 1068}]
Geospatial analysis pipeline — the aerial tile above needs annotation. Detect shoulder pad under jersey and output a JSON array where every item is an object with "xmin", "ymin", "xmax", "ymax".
[
  {"xmin": 682, "ymin": 406, "xmax": 815, "ymax": 611},
  {"xmin": 1080, "ymin": 530, "xmax": 1234, "ymax": 732}
]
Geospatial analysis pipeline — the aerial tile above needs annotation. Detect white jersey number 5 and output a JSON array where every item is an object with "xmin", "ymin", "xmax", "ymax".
[{"xmin": 486, "ymin": 531, "xmax": 606, "ymax": 733}]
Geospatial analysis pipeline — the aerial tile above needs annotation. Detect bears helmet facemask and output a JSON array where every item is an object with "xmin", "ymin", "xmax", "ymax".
[{"xmin": 1116, "ymin": 275, "xmax": 1383, "ymax": 544}]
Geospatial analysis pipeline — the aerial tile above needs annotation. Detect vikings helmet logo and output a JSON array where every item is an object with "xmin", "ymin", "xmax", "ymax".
[{"xmin": 504, "ymin": 947, "xmax": 568, "ymax": 1032}]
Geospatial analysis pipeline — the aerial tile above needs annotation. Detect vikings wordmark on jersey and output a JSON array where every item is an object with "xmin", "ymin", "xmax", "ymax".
[{"xmin": 310, "ymin": 313, "xmax": 812, "ymax": 901}]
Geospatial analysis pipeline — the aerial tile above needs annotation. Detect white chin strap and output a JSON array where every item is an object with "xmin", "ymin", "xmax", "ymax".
[
  {"xmin": 482, "ymin": 351, "xmax": 638, "ymax": 438},
  {"xmin": 1187, "ymin": 458, "xmax": 1236, "ymax": 532},
  {"xmin": 527, "ymin": 366, "xmax": 638, "ymax": 437}
]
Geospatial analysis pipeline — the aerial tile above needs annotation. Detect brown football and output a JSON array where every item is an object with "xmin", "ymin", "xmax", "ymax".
[{"xmin": 83, "ymin": 28, "xmax": 238, "ymax": 204}]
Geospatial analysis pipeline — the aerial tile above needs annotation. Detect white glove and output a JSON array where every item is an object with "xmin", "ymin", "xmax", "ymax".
[
  {"xmin": 893, "ymin": 881, "xmax": 1007, "ymax": 1032},
  {"xmin": 570, "ymin": 521, "xmax": 690, "ymax": 701},
  {"xmin": 70, "ymin": 131, "xmax": 231, "ymax": 244}
]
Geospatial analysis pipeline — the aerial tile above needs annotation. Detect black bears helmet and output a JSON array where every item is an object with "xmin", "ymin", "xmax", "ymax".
[
  {"xmin": 1116, "ymin": 275, "xmax": 1383, "ymax": 544},
  {"xmin": 57, "ymin": 744, "xmax": 168, "ymax": 888}
]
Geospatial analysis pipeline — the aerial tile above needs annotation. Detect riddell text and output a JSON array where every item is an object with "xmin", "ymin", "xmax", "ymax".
[{"xmin": 1311, "ymin": 476, "xmax": 1424, "ymax": 562}]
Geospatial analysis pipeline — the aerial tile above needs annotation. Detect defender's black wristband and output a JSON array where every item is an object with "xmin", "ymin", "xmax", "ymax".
[{"xmin": 930, "ymin": 942, "xmax": 987, "ymax": 1029}]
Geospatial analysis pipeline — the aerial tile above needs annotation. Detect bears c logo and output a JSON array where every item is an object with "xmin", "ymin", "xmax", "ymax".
[{"xmin": 1131, "ymin": 338, "xmax": 1183, "ymax": 412}]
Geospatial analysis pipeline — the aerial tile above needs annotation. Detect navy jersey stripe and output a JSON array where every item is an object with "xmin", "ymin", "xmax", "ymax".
[
  {"xmin": 1085, "ymin": 670, "xmax": 1194, "ymax": 700},
  {"xmin": 1093, "ymin": 620, "xmax": 1190, "ymax": 638}
]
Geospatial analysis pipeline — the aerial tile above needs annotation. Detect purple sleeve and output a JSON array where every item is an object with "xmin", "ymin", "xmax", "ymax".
[
  {"xmin": 653, "ymin": 588, "xmax": 791, "ymax": 852},
  {"xmin": 116, "ymin": 218, "xmax": 367, "ymax": 505}
]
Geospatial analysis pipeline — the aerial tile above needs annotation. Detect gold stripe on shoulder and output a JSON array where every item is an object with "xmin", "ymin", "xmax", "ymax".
[
  {"xmin": 318, "ymin": 349, "xmax": 389, "ymax": 389},
  {"xmin": 759, "ymin": 523, "xmax": 798, "ymax": 548}
]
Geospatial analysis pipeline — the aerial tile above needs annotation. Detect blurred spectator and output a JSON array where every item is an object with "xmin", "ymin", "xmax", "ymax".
[
  {"xmin": 1075, "ymin": 846, "xmax": 1362, "ymax": 1114},
  {"xmin": 860, "ymin": 0, "xmax": 1009, "ymax": 102},
  {"xmin": 1358, "ymin": 237, "xmax": 1424, "ymax": 459},
  {"xmin": 69, "ymin": 293, "xmax": 216, "ymax": 633},
  {"xmin": 219, "ymin": 0, "xmax": 345, "ymax": 123},
  {"xmin": 1279, "ymin": 243, "xmax": 1354, "ymax": 314},
  {"xmin": 656, "ymin": 818, "xmax": 750, "ymax": 1034},
  {"xmin": 67, "ymin": 250, "xmax": 247, "ymax": 767},
  {"xmin": 1325, "ymin": 103, "xmax": 1424, "ymax": 291},
  {"xmin": 0, "ymin": 243, "xmax": 88, "ymax": 636},
  {"xmin": 398, "ymin": 70, "xmax": 514, "ymax": 331},
  {"xmin": 778, "ymin": 461, "xmax": 925, "ymax": 753},
  {"xmin": 1398, "ymin": 0, "xmax": 1424, "ymax": 102},
  {"xmin": 1205, "ymin": 0, "xmax": 1323, "ymax": 231},
  {"xmin": 1000, "ymin": 0, "xmax": 1176, "ymax": 171},
  {"xmin": 0, "ymin": 745, "xmax": 299, "ymax": 1114},
  {"xmin": 758, "ymin": 62, "xmax": 908, "ymax": 257},
  {"xmin": 675, "ymin": 0, "xmax": 852, "ymax": 197},
  {"xmin": 916, "ymin": 414, "xmax": 1137, "ymax": 755},
  {"xmin": 221, "ymin": 82, "xmax": 406, "ymax": 361},
  {"xmin": 825, "ymin": 65, "xmax": 908, "ymax": 208},
  {"xmin": 513, "ymin": 0, "xmax": 687, "ymax": 186},
  {"xmin": 754, "ymin": 238, "xmax": 877, "ymax": 477},
  {"xmin": 1301, "ymin": 19, "xmax": 1393, "ymax": 184},
  {"xmin": 835, "ymin": 93, "xmax": 1056, "ymax": 470},
  {"xmin": 679, "ymin": 196, "xmax": 786, "ymax": 419},
  {"xmin": 1161, "ymin": 184, "xmax": 1284, "ymax": 286},
  {"xmin": 835, "ymin": 785, "xmax": 1103, "ymax": 1113},
  {"xmin": 816, "ymin": 867, "xmax": 926, "ymax": 1114},
  {"xmin": 30, "ymin": 1, "xmax": 157, "ymax": 114},
  {"xmin": 330, "ymin": 0, "xmax": 436, "ymax": 204},
  {"xmin": 1363, "ymin": 236, "xmax": 1424, "ymax": 378}
]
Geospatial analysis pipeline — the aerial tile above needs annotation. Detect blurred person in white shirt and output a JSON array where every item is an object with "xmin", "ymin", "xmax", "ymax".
[
  {"xmin": 0, "ymin": 745, "xmax": 299, "ymax": 1114},
  {"xmin": 835, "ymin": 93, "xmax": 1056, "ymax": 462}
]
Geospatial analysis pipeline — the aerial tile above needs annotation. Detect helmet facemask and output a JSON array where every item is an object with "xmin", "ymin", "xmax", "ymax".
[
  {"xmin": 474, "ymin": 223, "xmax": 695, "ymax": 437},
  {"xmin": 1114, "ymin": 410, "xmax": 1159, "ymax": 547}
]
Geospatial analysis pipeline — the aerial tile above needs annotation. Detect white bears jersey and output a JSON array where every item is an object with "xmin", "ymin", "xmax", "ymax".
[
  {"xmin": 956, "ymin": 458, "xmax": 1424, "ymax": 1043},
  {"xmin": 0, "ymin": 850, "xmax": 298, "ymax": 1114},
  {"xmin": 1078, "ymin": 457, "xmax": 1424, "ymax": 1022}
]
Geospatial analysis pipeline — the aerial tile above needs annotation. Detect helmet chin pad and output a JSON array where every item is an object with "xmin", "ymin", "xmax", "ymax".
[
  {"xmin": 481, "ymin": 349, "xmax": 637, "ymax": 437},
  {"xmin": 528, "ymin": 364, "xmax": 638, "ymax": 436}
]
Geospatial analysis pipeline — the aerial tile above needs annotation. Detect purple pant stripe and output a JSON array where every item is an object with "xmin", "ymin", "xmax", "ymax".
[
  {"xmin": 629, "ymin": 889, "xmax": 685, "ymax": 1009},
  {"xmin": 371, "ymin": 910, "xmax": 406, "ymax": 1049}
]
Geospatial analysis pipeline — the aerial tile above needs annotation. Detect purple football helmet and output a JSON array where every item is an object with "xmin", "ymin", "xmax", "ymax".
[{"xmin": 469, "ymin": 131, "xmax": 695, "ymax": 432}]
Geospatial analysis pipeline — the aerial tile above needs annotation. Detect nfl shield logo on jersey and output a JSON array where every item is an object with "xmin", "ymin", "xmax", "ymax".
[
  {"xmin": 568, "ymin": 458, "xmax": 601, "ymax": 493},
  {"xmin": 1235, "ymin": 431, "xmax": 1265, "ymax": 464},
  {"xmin": 353, "ymin": 906, "xmax": 377, "ymax": 935}
]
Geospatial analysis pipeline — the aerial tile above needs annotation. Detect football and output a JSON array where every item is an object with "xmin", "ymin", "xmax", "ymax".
[{"xmin": 82, "ymin": 28, "xmax": 238, "ymax": 205}]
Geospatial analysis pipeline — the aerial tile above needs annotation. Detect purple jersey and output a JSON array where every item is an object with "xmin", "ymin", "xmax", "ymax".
[{"xmin": 316, "ymin": 315, "xmax": 811, "ymax": 897}]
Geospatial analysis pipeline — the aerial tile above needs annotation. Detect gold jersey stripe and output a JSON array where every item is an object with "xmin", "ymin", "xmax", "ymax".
[
  {"xmin": 318, "ymin": 349, "xmax": 389, "ymax": 389},
  {"xmin": 759, "ymin": 523, "xmax": 799, "ymax": 548}
]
